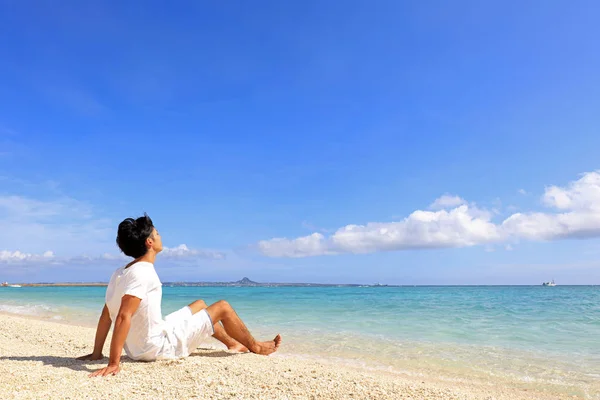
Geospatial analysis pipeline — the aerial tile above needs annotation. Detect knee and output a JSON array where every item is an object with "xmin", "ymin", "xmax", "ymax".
[
  {"xmin": 210, "ymin": 300, "xmax": 232, "ymax": 321},
  {"xmin": 216, "ymin": 299, "xmax": 230, "ymax": 308},
  {"xmin": 195, "ymin": 299, "xmax": 207, "ymax": 307},
  {"xmin": 209, "ymin": 300, "xmax": 232, "ymax": 321},
  {"xmin": 215, "ymin": 300, "xmax": 232, "ymax": 314},
  {"xmin": 191, "ymin": 299, "xmax": 207, "ymax": 309}
]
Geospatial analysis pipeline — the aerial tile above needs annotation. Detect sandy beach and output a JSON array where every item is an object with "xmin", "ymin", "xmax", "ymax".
[{"xmin": 0, "ymin": 314, "xmax": 577, "ymax": 400}]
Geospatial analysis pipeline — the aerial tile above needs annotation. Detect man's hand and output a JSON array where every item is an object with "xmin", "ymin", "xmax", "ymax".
[
  {"xmin": 86, "ymin": 296, "xmax": 138, "ymax": 378},
  {"xmin": 83, "ymin": 304, "xmax": 112, "ymax": 364},
  {"xmin": 89, "ymin": 363, "xmax": 121, "ymax": 377},
  {"xmin": 76, "ymin": 352, "xmax": 104, "ymax": 361}
]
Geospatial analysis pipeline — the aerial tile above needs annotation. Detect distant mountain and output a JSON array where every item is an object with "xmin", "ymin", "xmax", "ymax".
[
  {"xmin": 235, "ymin": 277, "xmax": 258, "ymax": 285},
  {"xmin": 19, "ymin": 278, "xmax": 401, "ymax": 287},
  {"xmin": 160, "ymin": 278, "xmax": 397, "ymax": 287}
]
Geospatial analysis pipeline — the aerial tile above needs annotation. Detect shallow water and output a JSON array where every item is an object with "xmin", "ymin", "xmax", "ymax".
[{"xmin": 1, "ymin": 285, "xmax": 598, "ymax": 398}]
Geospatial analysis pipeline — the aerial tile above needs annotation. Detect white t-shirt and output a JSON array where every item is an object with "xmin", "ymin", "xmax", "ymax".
[{"xmin": 105, "ymin": 261, "xmax": 169, "ymax": 361}]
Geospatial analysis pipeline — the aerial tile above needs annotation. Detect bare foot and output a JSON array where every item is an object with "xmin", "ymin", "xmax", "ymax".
[
  {"xmin": 252, "ymin": 334, "xmax": 282, "ymax": 356},
  {"xmin": 228, "ymin": 343, "xmax": 249, "ymax": 353}
]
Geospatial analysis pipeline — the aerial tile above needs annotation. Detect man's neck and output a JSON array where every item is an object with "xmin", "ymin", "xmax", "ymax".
[
  {"xmin": 138, "ymin": 251, "xmax": 156, "ymax": 265},
  {"xmin": 125, "ymin": 251, "xmax": 156, "ymax": 268}
]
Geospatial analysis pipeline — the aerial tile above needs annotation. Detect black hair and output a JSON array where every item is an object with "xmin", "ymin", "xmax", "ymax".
[{"xmin": 116, "ymin": 213, "xmax": 155, "ymax": 258}]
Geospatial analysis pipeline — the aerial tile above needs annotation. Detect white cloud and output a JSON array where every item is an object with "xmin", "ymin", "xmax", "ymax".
[
  {"xmin": 503, "ymin": 171, "xmax": 600, "ymax": 241},
  {"xmin": 257, "ymin": 170, "xmax": 600, "ymax": 258},
  {"xmin": 161, "ymin": 244, "xmax": 226, "ymax": 260},
  {"xmin": 259, "ymin": 206, "xmax": 502, "ymax": 257},
  {"xmin": 518, "ymin": 189, "xmax": 528, "ymax": 196},
  {"xmin": 429, "ymin": 194, "xmax": 466, "ymax": 210},
  {"xmin": 331, "ymin": 206, "xmax": 501, "ymax": 253},
  {"xmin": 542, "ymin": 172, "xmax": 600, "ymax": 210},
  {"xmin": 501, "ymin": 211, "xmax": 600, "ymax": 240},
  {"xmin": 0, "ymin": 244, "xmax": 225, "ymax": 266},
  {"xmin": 258, "ymin": 233, "xmax": 335, "ymax": 258},
  {"xmin": 0, "ymin": 250, "xmax": 54, "ymax": 264}
]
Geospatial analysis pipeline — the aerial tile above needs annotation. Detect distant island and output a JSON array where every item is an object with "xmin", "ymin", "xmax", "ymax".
[
  {"xmin": 9, "ymin": 277, "xmax": 395, "ymax": 288},
  {"xmin": 162, "ymin": 277, "xmax": 388, "ymax": 287}
]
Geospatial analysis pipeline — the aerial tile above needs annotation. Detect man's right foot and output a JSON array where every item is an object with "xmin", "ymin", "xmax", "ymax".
[
  {"xmin": 228, "ymin": 343, "xmax": 249, "ymax": 353},
  {"xmin": 252, "ymin": 334, "xmax": 282, "ymax": 356}
]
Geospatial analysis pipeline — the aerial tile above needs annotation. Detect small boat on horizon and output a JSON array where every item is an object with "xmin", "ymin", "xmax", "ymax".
[{"xmin": 542, "ymin": 279, "xmax": 556, "ymax": 287}]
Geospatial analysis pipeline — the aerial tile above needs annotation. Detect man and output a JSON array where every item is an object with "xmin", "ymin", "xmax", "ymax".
[{"xmin": 78, "ymin": 213, "xmax": 282, "ymax": 377}]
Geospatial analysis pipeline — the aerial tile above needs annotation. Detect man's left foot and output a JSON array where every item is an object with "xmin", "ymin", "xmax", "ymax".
[{"xmin": 251, "ymin": 334, "xmax": 282, "ymax": 356}]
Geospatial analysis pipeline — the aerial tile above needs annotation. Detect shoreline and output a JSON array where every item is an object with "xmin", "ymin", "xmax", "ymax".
[{"xmin": 0, "ymin": 313, "xmax": 581, "ymax": 399}]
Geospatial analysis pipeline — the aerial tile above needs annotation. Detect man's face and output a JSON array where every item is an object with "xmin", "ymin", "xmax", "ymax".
[{"xmin": 148, "ymin": 227, "xmax": 163, "ymax": 253}]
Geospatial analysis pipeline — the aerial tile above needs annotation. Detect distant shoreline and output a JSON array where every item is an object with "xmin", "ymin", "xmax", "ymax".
[
  {"xmin": 3, "ymin": 282, "xmax": 596, "ymax": 287},
  {"xmin": 11, "ymin": 282, "xmax": 386, "ymax": 288},
  {"xmin": 16, "ymin": 283, "xmax": 109, "ymax": 287}
]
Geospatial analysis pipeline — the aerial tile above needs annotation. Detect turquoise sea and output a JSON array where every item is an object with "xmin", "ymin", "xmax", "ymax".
[{"xmin": 0, "ymin": 285, "xmax": 598, "ymax": 398}]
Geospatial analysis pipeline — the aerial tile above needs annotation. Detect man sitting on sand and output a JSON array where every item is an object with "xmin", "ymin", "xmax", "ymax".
[{"xmin": 78, "ymin": 213, "xmax": 282, "ymax": 377}]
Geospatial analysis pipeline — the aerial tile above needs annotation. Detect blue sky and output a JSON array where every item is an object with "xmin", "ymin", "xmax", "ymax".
[{"xmin": 1, "ymin": 1, "xmax": 600, "ymax": 284}]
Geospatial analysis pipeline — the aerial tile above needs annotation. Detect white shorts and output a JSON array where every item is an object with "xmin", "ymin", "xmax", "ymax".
[{"xmin": 162, "ymin": 306, "xmax": 215, "ymax": 358}]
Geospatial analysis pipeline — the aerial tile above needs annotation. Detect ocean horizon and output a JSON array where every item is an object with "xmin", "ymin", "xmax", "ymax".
[
  {"xmin": 4, "ymin": 276, "xmax": 597, "ymax": 287},
  {"xmin": 1, "ymin": 284, "xmax": 598, "ymax": 398}
]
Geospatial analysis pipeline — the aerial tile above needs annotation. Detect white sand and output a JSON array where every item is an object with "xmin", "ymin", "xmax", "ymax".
[{"xmin": 0, "ymin": 314, "xmax": 576, "ymax": 399}]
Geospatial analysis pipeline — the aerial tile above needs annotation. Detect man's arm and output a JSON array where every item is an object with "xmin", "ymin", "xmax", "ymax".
[
  {"xmin": 89, "ymin": 295, "xmax": 141, "ymax": 377},
  {"xmin": 77, "ymin": 304, "xmax": 112, "ymax": 361}
]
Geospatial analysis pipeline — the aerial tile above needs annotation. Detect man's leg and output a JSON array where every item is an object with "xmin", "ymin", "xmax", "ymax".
[
  {"xmin": 204, "ymin": 300, "xmax": 282, "ymax": 356},
  {"xmin": 188, "ymin": 299, "xmax": 248, "ymax": 352}
]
